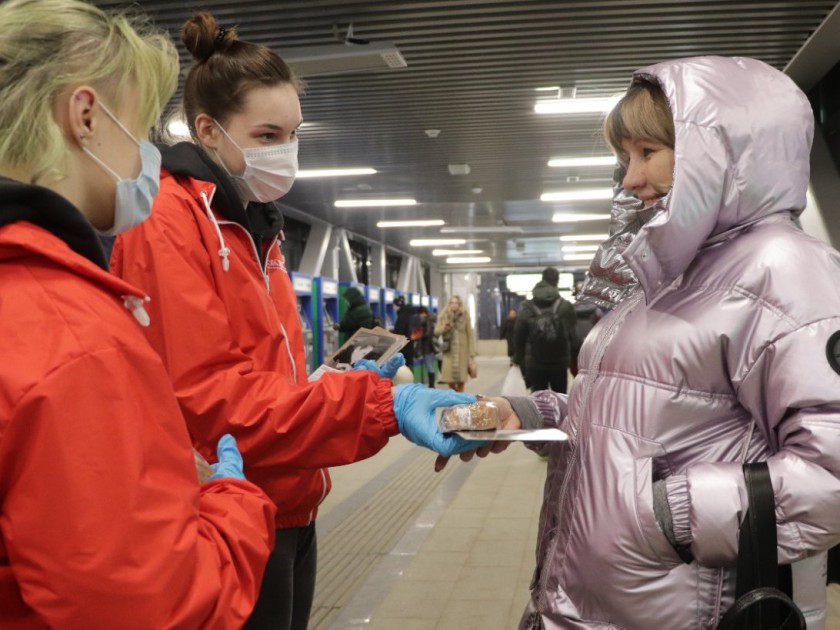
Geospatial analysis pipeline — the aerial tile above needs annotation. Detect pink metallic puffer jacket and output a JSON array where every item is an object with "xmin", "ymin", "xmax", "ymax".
[{"xmin": 521, "ymin": 56, "xmax": 840, "ymax": 629}]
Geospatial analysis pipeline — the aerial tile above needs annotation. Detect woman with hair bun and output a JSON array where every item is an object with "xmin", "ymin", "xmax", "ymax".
[
  {"xmin": 0, "ymin": 0, "xmax": 277, "ymax": 627},
  {"xmin": 111, "ymin": 12, "xmax": 478, "ymax": 629}
]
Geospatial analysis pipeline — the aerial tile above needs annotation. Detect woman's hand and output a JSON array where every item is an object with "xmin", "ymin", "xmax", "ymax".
[{"xmin": 434, "ymin": 397, "xmax": 522, "ymax": 472}]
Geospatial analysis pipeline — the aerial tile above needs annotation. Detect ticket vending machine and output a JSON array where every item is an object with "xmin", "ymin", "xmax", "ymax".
[
  {"xmin": 338, "ymin": 280, "xmax": 366, "ymax": 345},
  {"xmin": 431, "ymin": 296, "xmax": 439, "ymax": 314},
  {"xmin": 367, "ymin": 285, "xmax": 384, "ymax": 327},
  {"xmin": 315, "ymin": 276, "xmax": 340, "ymax": 367},
  {"xmin": 421, "ymin": 295, "xmax": 431, "ymax": 310},
  {"xmin": 383, "ymin": 288, "xmax": 396, "ymax": 330},
  {"xmin": 409, "ymin": 293, "xmax": 421, "ymax": 309},
  {"xmin": 290, "ymin": 272, "xmax": 316, "ymax": 375}
]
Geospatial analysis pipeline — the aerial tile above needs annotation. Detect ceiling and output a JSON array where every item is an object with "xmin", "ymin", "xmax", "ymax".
[{"xmin": 95, "ymin": 0, "xmax": 839, "ymax": 273}]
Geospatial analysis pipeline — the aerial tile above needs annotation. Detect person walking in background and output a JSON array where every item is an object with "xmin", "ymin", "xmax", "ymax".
[
  {"xmin": 417, "ymin": 306, "xmax": 438, "ymax": 388},
  {"xmin": 499, "ymin": 308, "xmax": 518, "ymax": 365},
  {"xmin": 391, "ymin": 294, "xmax": 417, "ymax": 371},
  {"xmin": 110, "ymin": 13, "xmax": 481, "ymax": 630},
  {"xmin": 513, "ymin": 267, "xmax": 576, "ymax": 393},
  {"xmin": 337, "ymin": 286, "xmax": 375, "ymax": 340},
  {"xmin": 0, "ymin": 1, "xmax": 277, "ymax": 625},
  {"xmin": 435, "ymin": 295, "xmax": 476, "ymax": 393}
]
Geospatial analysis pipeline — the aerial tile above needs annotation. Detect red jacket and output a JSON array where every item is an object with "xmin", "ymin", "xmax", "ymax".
[
  {"xmin": 0, "ymin": 204, "xmax": 275, "ymax": 627},
  {"xmin": 111, "ymin": 157, "xmax": 398, "ymax": 529}
]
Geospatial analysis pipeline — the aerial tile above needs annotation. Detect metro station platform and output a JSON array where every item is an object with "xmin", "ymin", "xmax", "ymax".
[{"xmin": 312, "ymin": 349, "xmax": 840, "ymax": 630}]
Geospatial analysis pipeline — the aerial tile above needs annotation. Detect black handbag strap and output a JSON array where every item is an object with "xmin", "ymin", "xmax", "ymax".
[
  {"xmin": 737, "ymin": 463, "xmax": 778, "ymax": 596},
  {"xmin": 717, "ymin": 462, "xmax": 805, "ymax": 630}
]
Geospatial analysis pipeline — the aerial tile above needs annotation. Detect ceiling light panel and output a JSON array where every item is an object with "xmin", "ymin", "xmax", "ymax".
[
  {"xmin": 278, "ymin": 41, "xmax": 407, "ymax": 77},
  {"xmin": 446, "ymin": 257, "xmax": 492, "ymax": 264},
  {"xmin": 410, "ymin": 238, "xmax": 466, "ymax": 247},
  {"xmin": 548, "ymin": 156, "xmax": 616, "ymax": 168},
  {"xmin": 298, "ymin": 168, "xmax": 377, "ymax": 178},
  {"xmin": 541, "ymin": 189, "xmax": 613, "ymax": 202},
  {"xmin": 431, "ymin": 249, "xmax": 484, "ymax": 256},
  {"xmin": 559, "ymin": 234, "xmax": 609, "ymax": 242},
  {"xmin": 335, "ymin": 198, "xmax": 416, "ymax": 208},
  {"xmin": 534, "ymin": 96, "xmax": 620, "ymax": 115},
  {"xmin": 376, "ymin": 219, "xmax": 445, "ymax": 228},
  {"xmin": 439, "ymin": 226, "xmax": 524, "ymax": 234}
]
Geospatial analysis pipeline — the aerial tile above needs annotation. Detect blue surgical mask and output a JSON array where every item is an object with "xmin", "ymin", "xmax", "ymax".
[{"xmin": 81, "ymin": 102, "xmax": 161, "ymax": 236}]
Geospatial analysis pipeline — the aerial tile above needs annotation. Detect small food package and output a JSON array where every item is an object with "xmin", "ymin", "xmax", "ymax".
[{"xmin": 438, "ymin": 400, "xmax": 501, "ymax": 433}]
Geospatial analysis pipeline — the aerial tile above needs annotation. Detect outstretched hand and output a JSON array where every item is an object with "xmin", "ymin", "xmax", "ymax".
[
  {"xmin": 433, "ymin": 397, "xmax": 522, "ymax": 472},
  {"xmin": 393, "ymin": 384, "xmax": 488, "ymax": 457}
]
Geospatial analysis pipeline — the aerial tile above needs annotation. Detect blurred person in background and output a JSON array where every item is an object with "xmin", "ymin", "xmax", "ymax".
[
  {"xmin": 391, "ymin": 294, "xmax": 417, "ymax": 372},
  {"xmin": 435, "ymin": 295, "xmax": 476, "ymax": 393},
  {"xmin": 513, "ymin": 267, "xmax": 576, "ymax": 393},
  {"xmin": 337, "ymin": 286, "xmax": 375, "ymax": 340},
  {"xmin": 499, "ymin": 308, "xmax": 518, "ymax": 365},
  {"xmin": 417, "ymin": 305, "xmax": 439, "ymax": 388}
]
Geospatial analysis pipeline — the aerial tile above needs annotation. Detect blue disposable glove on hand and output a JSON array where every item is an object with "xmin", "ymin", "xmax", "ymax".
[
  {"xmin": 393, "ymin": 383, "xmax": 488, "ymax": 457},
  {"xmin": 209, "ymin": 434, "xmax": 246, "ymax": 481},
  {"xmin": 352, "ymin": 353, "xmax": 405, "ymax": 379}
]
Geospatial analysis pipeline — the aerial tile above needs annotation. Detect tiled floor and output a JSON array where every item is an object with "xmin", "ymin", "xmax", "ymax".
[{"xmin": 315, "ymin": 352, "xmax": 840, "ymax": 629}]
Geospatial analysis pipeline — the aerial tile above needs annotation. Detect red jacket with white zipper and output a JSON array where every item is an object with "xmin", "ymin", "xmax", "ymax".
[
  {"xmin": 0, "ymin": 178, "xmax": 276, "ymax": 628},
  {"xmin": 111, "ymin": 143, "xmax": 398, "ymax": 529}
]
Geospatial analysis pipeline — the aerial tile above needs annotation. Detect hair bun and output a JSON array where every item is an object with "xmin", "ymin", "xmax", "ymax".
[{"xmin": 181, "ymin": 12, "xmax": 236, "ymax": 63}]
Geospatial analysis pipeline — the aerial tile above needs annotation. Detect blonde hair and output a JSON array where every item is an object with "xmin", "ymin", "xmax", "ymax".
[
  {"xmin": 604, "ymin": 80, "xmax": 675, "ymax": 163},
  {"xmin": 0, "ymin": 0, "xmax": 179, "ymax": 184}
]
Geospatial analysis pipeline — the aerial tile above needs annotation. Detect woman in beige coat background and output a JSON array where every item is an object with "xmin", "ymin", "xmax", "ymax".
[{"xmin": 434, "ymin": 295, "xmax": 475, "ymax": 392}]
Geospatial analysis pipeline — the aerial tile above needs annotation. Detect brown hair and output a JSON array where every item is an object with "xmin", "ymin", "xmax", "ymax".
[
  {"xmin": 604, "ymin": 80, "xmax": 675, "ymax": 163},
  {"xmin": 180, "ymin": 13, "xmax": 303, "ymax": 135}
]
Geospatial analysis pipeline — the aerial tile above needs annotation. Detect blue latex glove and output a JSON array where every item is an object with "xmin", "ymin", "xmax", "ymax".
[
  {"xmin": 352, "ymin": 353, "xmax": 405, "ymax": 379},
  {"xmin": 209, "ymin": 434, "xmax": 246, "ymax": 481},
  {"xmin": 393, "ymin": 384, "xmax": 489, "ymax": 457}
]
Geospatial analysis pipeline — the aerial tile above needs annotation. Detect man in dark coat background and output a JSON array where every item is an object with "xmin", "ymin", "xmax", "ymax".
[{"xmin": 513, "ymin": 267, "xmax": 576, "ymax": 393}]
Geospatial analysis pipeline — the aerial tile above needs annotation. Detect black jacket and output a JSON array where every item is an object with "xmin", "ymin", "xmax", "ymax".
[{"xmin": 338, "ymin": 287, "xmax": 375, "ymax": 338}]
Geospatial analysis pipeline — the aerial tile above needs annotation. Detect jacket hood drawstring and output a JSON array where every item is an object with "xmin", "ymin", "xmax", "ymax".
[{"xmin": 200, "ymin": 190, "xmax": 231, "ymax": 272}]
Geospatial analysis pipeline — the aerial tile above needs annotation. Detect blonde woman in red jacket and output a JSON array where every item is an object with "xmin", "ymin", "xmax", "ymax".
[
  {"xmin": 111, "ymin": 13, "xmax": 479, "ymax": 630},
  {"xmin": 0, "ymin": 1, "xmax": 278, "ymax": 627}
]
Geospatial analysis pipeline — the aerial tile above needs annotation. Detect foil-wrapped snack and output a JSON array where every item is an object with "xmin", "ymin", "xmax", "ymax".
[{"xmin": 438, "ymin": 401, "xmax": 500, "ymax": 433}]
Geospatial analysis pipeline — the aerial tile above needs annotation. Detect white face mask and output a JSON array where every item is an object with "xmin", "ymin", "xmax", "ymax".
[
  {"xmin": 214, "ymin": 121, "xmax": 298, "ymax": 203},
  {"xmin": 81, "ymin": 102, "xmax": 161, "ymax": 236}
]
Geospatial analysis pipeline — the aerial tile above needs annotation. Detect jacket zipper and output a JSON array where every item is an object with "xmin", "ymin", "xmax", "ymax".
[
  {"xmin": 215, "ymin": 219, "xmax": 300, "ymax": 390},
  {"xmin": 212, "ymin": 218, "xmax": 327, "ymax": 517},
  {"xmin": 536, "ymin": 291, "xmax": 643, "ymax": 612}
]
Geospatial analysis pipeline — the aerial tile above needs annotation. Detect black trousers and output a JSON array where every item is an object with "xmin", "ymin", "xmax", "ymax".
[
  {"xmin": 526, "ymin": 366, "xmax": 568, "ymax": 394},
  {"xmin": 245, "ymin": 523, "xmax": 318, "ymax": 630}
]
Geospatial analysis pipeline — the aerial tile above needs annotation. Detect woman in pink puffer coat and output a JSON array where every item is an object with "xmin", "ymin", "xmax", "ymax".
[{"xmin": 501, "ymin": 56, "xmax": 840, "ymax": 629}]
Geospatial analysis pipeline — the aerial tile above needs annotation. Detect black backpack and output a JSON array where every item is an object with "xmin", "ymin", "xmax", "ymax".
[{"xmin": 527, "ymin": 299, "xmax": 569, "ymax": 363}]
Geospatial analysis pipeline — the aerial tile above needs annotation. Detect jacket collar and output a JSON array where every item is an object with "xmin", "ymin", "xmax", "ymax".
[
  {"xmin": 0, "ymin": 177, "xmax": 147, "ymax": 304},
  {"xmin": 161, "ymin": 142, "xmax": 284, "ymax": 241},
  {"xmin": 0, "ymin": 176, "xmax": 108, "ymax": 269}
]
